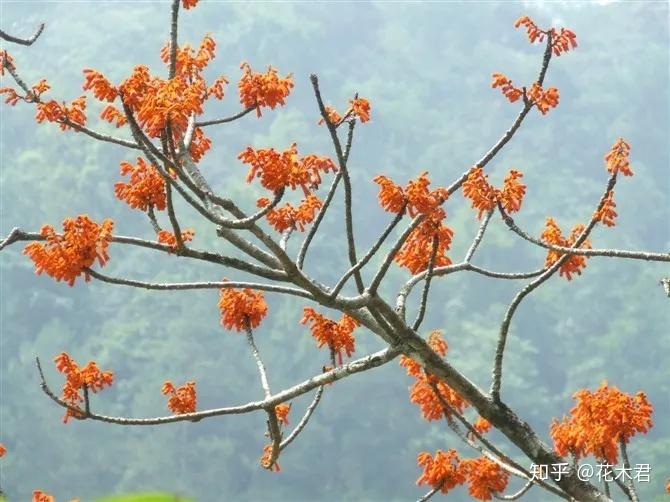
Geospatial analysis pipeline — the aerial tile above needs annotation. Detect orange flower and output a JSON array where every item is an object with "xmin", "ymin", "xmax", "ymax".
[
  {"xmin": 260, "ymin": 444, "xmax": 280, "ymax": 471},
  {"xmin": 182, "ymin": 0, "xmax": 199, "ymax": 9},
  {"xmin": 82, "ymin": 69, "xmax": 118, "ymax": 102},
  {"xmin": 491, "ymin": 73, "xmax": 523, "ymax": 103},
  {"xmin": 0, "ymin": 442, "xmax": 6, "ymax": 457},
  {"xmin": 114, "ymin": 157, "xmax": 167, "ymax": 211},
  {"xmin": 605, "ymin": 138, "xmax": 633, "ymax": 177},
  {"xmin": 416, "ymin": 449, "xmax": 466, "ymax": 494},
  {"xmin": 404, "ymin": 172, "xmax": 449, "ymax": 217},
  {"xmin": 35, "ymin": 96, "xmax": 87, "ymax": 131},
  {"xmin": 100, "ymin": 104, "xmax": 127, "ymax": 127},
  {"xmin": 33, "ymin": 490, "xmax": 55, "ymax": 502},
  {"xmin": 373, "ymin": 175, "xmax": 406, "ymax": 213},
  {"xmin": 550, "ymin": 381, "xmax": 653, "ymax": 464},
  {"xmin": 550, "ymin": 28, "xmax": 578, "ymax": 56},
  {"xmin": 24, "ymin": 215, "xmax": 114, "ymax": 286},
  {"xmin": 162, "ymin": 380, "xmax": 197, "ymax": 414},
  {"xmin": 347, "ymin": 97, "xmax": 371, "ymax": 123},
  {"xmin": 239, "ymin": 143, "xmax": 336, "ymax": 196},
  {"xmin": 593, "ymin": 192, "xmax": 617, "ymax": 227},
  {"xmin": 218, "ymin": 284, "xmax": 268, "ymax": 332},
  {"xmin": 460, "ymin": 456, "xmax": 509, "ymax": 501},
  {"xmin": 207, "ymin": 75, "xmax": 229, "ymax": 100},
  {"xmin": 395, "ymin": 210, "xmax": 454, "ymax": 274},
  {"xmin": 258, "ymin": 195, "xmax": 323, "ymax": 233},
  {"xmin": 409, "ymin": 375, "xmax": 469, "ymax": 421},
  {"xmin": 300, "ymin": 308, "xmax": 359, "ymax": 365},
  {"xmin": 0, "ymin": 86, "xmax": 21, "ymax": 106},
  {"xmin": 119, "ymin": 63, "xmax": 206, "ymax": 139},
  {"xmin": 666, "ymin": 479, "xmax": 670, "ymax": 493},
  {"xmin": 462, "ymin": 167, "xmax": 498, "ymax": 218},
  {"xmin": 514, "ymin": 15, "xmax": 545, "ymax": 44},
  {"xmin": 275, "ymin": 403, "xmax": 291, "ymax": 427},
  {"xmin": 471, "ymin": 417, "xmax": 492, "ymax": 436},
  {"xmin": 238, "ymin": 62, "xmax": 293, "ymax": 117},
  {"xmin": 160, "ymin": 35, "xmax": 218, "ymax": 81},
  {"xmin": 0, "ymin": 50, "xmax": 15, "ymax": 76},
  {"xmin": 188, "ymin": 127, "xmax": 212, "ymax": 162},
  {"xmin": 540, "ymin": 218, "xmax": 591, "ymax": 280},
  {"xmin": 53, "ymin": 352, "xmax": 114, "ymax": 423},
  {"xmin": 29, "ymin": 79, "xmax": 51, "ymax": 101},
  {"xmin": 499, "ymin": 170, "xmax": 526, "ymax": 213},
  {"xmin": 317, "ymin": 105, "xmax": 342, "ymax": 126},
  {"xmin": 527, "ymin": 82, "xmax": 559, "ymax": 115},
  {"xmin": 157, "ymin": 229, "xmax": 195, "ymax": 250}
]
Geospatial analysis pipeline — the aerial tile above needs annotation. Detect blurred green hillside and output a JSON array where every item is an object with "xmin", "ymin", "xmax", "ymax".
[{"xmin": 1, "ymin": 1, "xmax": 668, "ymax": 501}]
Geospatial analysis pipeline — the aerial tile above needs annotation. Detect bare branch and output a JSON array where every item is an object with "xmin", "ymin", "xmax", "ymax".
[
  {"xmin": 279, "ymin": 386, "xmax": 324, "ymax": 451},
  {"xmin": 0, "ymin": 23, "xmax": 45, "ymax": 46},
  {"xmin": 168, "ymin": 0, "xmax": 180, "ymax": 79},
  {"xmin": 195, "ymin": 107, "xmax": 255, "ymax": 127},
  {"xmin": 412, "ymin": 234, "xmax": 439, "ymax": 331},
  {"xmin": 464, "ymin": 209, "xmax": 494, "ymax": 262},
  {"xmin": 310, "ymin": 74, "xmax": 364, "ymax": 292},
  {"xmin": 330, "ymin": 204, "xmax": 406, "ymax": 298},
  {"xmin": 36, "ymin": 347, "xmax": 399, "ymax": 426},
  {"xmin": 490, "ymin": 173, "xmax": 618, "ymax": 401},
  {"xmin": 619, "ymin": 439, "xmax": 639, "ymax": 502}
]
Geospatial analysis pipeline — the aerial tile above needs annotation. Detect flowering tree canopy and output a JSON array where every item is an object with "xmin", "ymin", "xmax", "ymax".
[{"xmin": 1, "ymin": 1, "xmax": 669, "ymax": 501}]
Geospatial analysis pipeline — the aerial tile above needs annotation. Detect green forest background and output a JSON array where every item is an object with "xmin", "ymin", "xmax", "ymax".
[{"xmin": 0, "ymin": 1, "xmax": 668, "ymax": 501}]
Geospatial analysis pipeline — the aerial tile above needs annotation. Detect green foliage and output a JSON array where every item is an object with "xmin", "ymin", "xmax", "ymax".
[{"xmin": 95, "ymin": 493, "xmax": 194, "ymax": 502}]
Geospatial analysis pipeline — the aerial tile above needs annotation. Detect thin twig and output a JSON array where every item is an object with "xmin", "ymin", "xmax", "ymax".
[
  {"xmin": 619, "ymin": 439, "xmax": 639, "ymax": 502},
  {"xmin": 464, "ymin": 209, "xmax": 494, "ymax": 262},
  {"xmin": 412, "ymin": 234, "xmax": 439, "ymax": 331},
  {"xmin": 279, "ymin": 385, "xmax": 324, "ymax": 451},
  {"xmin": 195, "ymin": 107, "xmax": 255, "ymax": 127}
]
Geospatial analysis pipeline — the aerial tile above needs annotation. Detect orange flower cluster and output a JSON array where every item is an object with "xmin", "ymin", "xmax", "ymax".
[
  {"xmin": 54, "ymin": 352, "xmax": 114, "ymax": 423},
  {"xmin": 260, "ymin": 443, "xmax": 281, "ymax": 472},
  {"xmin": 0, "ymin": 442, "xmax": 6, "ymax": 457},
  {"xmin": 605, "ymin": 138, "xmax": 633, "ymax": 176},
  {"xmin": 594, "ymin": 192, "xmax": 617, "ymax": 227},
  {"xmin": 317, "ymin": 105, "xmax": 343, "ymax": 126},
  {"xmin": 35, "ymin": 96, "xmax": 87, "ymax": 131},
  {"xmin": 416, "ymin": 449, "xmax": 465, "ymax": 494},
  {"xmin": 238, "ymin": 62, "xmax": 293, "ymax": 117},
  {"xmin": 114, "ymin": 157, "xmax": 167, "ymax": 211},
  {"xmin": 550, "ymin": 382, "xmax": 653, "ymax": 464},
  {"xmin": 472, "ymin": 416, "xmax": 492, "ymax": 436},
  {"xmin": 33, "ymin": 491, "xmax": 55, "ymax": 502},
  {"xmin": 218, "ymin": 284, "xmax": 268, "ymax": 332},
  {"xmin": 188, "ymin": 126, "xmax": 212, "ymax": 162},
  {"xmin": 0, "ymin": 86, "xmax": 21, "ymax": 106},
  {"xmin": 160, "ymin": 35, "xmax": 219, "ymax": 82},
  {"xmin": 491, "ymin": 73, "xmax": 523, "ymax": 103},
  {"xmin": 527, "ymin": 82, "xmax": 559, "ymax": 115},
  {"xmin": 460, "ymin": 457, "xmax": 509, "ymax": 501},
  {"xmin": 182, "ymin": 0, "xmax": 199, "ymax": 9},
  {"xmin": 415, "ymin": 451, "xmax": 508, "ymax": 500},
  {"xmin": 24, "ymin": 215, "xmax": 114, "ymax": 286},
  {"xmin": 275, "ymin": 403, "xmax": 291, "ymax": 427},
  {"xmin": 540, "ymin": 218, "xmax": 591, "ymax": 280},
  {"xmin": 300, "ymin": 308, "xmax": 359, "ymax": 365},
  {"xmin": 400, "ymin": 332, "xmax": 468, "ymax": 421},
  {"xmin": 395, "ymin": 210, "xmax": 454, "ymax": 274},
  {"xmin": 462, "ymin": 167, "xmax": 526, "ymax": 219},
  {"xmin": 100, "ymin": 104, "xmax": 127, "ymax": 127},
  {"xmin": 157, "ymin": 229, "xmax": 195, "ymax": 250},
  {"xmin": 514, "ymin": 16, "xmax": 577, "ymax": 56},
  {"xmin": 348, "ymin": 97, "xmax": 371, "ymax": 123},
  {"xmin": 162, "ymin": 380, "xmax": 197, "ymax": 414},
  {"xmin": 82, "ymin": 68, "xmax": 118, "ymax": 102},
  {"xmin": 239, "ymin": 143, "xmax": 336, "ymax": 195},
  {"xmin": 0, "ymin": 50, "xmax": 15, "ymax": 75},
  {"xmin": 257, "ymin": 195, "xmax": 323, "ymax": 233}
]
